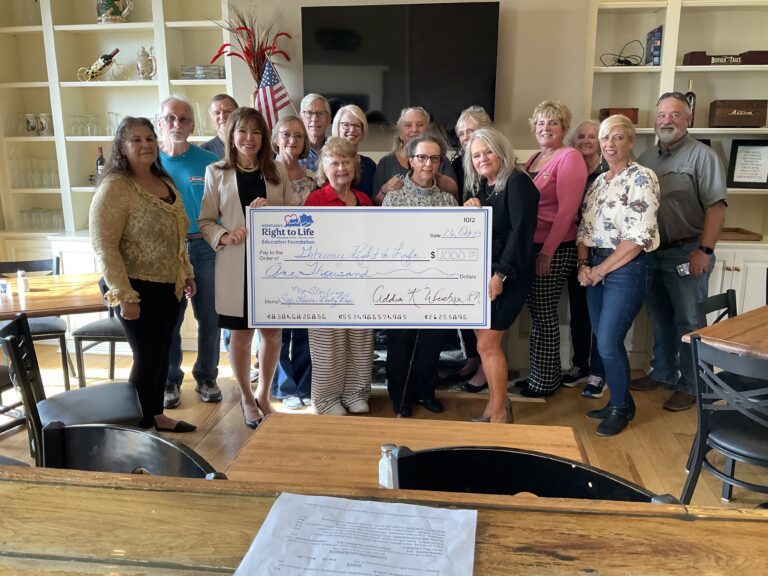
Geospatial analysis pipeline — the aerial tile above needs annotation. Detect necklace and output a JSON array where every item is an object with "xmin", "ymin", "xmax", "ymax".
[{"xmin": 236, "ymin": 162, "xmax": 258, "ymax": 173}]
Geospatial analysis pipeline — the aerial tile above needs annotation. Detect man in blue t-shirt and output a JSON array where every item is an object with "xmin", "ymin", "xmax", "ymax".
[
  {"xmin": 201, "ymin": 93, "xmax": 238, "ymax": 159},
  {"xmin": 158, "ymin": 95, "xmax": 221, "ymax": 408}
]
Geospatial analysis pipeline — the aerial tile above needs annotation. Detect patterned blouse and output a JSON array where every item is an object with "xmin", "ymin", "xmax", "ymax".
[
  {"xmin": 382, "ymin": 175, "xmax": 457, "ymax": 207},
  {"xmin": 290, "ymin": 171, "xmax": 315, "ymax": 205},
  {"xmin": 577, "ymin": 162, "xmax": 660, "ymax": 251}
]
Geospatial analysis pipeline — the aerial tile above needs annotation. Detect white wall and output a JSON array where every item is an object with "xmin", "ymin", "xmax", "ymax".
[{"xmin": 230, "ymin": 0, "xmax": 589, "ymax": 152}]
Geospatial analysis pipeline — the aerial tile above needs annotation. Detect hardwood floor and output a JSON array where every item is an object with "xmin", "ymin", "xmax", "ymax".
[{"xmin": 2, "ymin": 345, "xmax": 766, "ymax": 509}]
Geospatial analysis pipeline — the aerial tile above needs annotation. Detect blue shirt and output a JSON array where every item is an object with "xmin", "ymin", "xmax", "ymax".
[{"xmin": 160, "ymin": 145, "xmax": 218, "ymax": 234}]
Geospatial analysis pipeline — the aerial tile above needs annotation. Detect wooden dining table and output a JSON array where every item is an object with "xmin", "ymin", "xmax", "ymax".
[
  {"xmin": 0, "ymin": 273, "xmax": 105, "ymax": 320},
  {"xmin": 225, "ymin": 413, "xmax": 587, "ymax": 488},
  {"xmin": 684, "ymin": 304, "xmax": 768, "ymax": 359},
  {"xmin": 1, "ymin": 466, "xmax": 767, "ymax": 575}
]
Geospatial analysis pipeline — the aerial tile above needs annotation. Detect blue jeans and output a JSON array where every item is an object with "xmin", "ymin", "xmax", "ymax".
[
  {"xmin": 166, "ymin": 238, "xmax": 220, "ymax": 386},
  {"xmin": 644, "ymin": 241, "xmax": 714, "ymax": 395},
  {"xmin": 586, "ymin": 250, "xmax": 648, "ymax": 407},
  {"xmin": 272, "ymin": 329, "xmax": 312, "ymax": 399}
]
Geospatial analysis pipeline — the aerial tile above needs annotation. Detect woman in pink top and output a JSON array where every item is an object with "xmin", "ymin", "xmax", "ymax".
[{"xmin": 516, "ymin": 100, "xmax": 588, "ymax": 397}]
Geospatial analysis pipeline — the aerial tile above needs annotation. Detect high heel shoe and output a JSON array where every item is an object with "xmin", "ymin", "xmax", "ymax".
[
  {"xmin": 469, "ymin": 398, "xmax": 513, "ymax": 423},
  {"xmin": 241, "ymin": 400, "xmax": 262, "ymax": 429}
]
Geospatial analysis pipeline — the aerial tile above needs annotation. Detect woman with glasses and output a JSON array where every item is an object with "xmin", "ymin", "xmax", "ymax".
[
  {"xmin": 304, "ymin": 137, "xmax": 374, "ymax": 416},
  {"xmin": 199, "ymin": 107, "xmax": 296, "ymax": 429},
  {"xmin": 269, "ymin": 115, "xmax": 316, "ymax": 410},
  {"xmin": 516, "ymin": 100, "xmax": 588, "ymax": 398},
  {"xmin": 332, "ymin": 104, "xmax": 376, "ymax": 199},
  {"xmin": 577, "ymin": 114, "xmax": 659, "ymax": 436},
  {"xmin": 372, "ymin": 106, "xmax": 458, "ymax": 205},
  {"xmin": 382, "ymin": 133, "xmax": 457, "ymax": 417},
  {"xmin": 463, "ymin": 127, "xmax": 539, "ymax": 423}
]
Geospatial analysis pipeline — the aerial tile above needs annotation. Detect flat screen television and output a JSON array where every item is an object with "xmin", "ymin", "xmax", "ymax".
[{"xmin": 301, "ymin": 2, "xmax": 499, "ymax": 128}]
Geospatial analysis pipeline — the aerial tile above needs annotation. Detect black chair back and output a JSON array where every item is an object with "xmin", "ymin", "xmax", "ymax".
[
  {"xmin": 681, "ymin": 336, "xmax": 768, "ymax": 503},
  {"xmin": 0, "ymin": 257, "xmax": 60, "ymax": 277},
  {"xmin": 42, "ymin": 421, "xmax": 226, "ymax": 480},
  {"xmin": 0, "ymin": 314, "xmax": 47, "ymax": 456},
  {"xmin": 392, "ymin": 446, "xmax": 657, "ymax": 502},
  {"xmin": 696, "ymin": 288, "xmax": 737, "ymax": 329}
]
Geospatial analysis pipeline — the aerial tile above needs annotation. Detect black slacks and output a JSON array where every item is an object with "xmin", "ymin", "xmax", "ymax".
[
  {"xmin": 117, "ymin": 279, "xmax": 181, "ymax": 428},
  {"xmin": 386, "ymin": 328, "xmax": 450, "ymax": 409}
]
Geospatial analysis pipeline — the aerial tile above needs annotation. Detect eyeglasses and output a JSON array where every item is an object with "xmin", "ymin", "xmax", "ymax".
[
  {"xmin": 161, "ymin": 114, "xmax": 193, "ymax": 125},
  {"xmin": 658, "ymin": 92, "xmax": 689, "ymax": 104},
  {"xmin": 302, "ymin": 110, "xmax": 327, "ymax": 119},
  {"xmin": 411, "ymin": 154, "xmax": 441, "ymax": 165},
  {"xmin": 340, "ymin": 121, "xmax": 363, "ymax": 132},
  {"xmin": 279, "ymin": 131, "xmax": 305, "ymax": 141}
]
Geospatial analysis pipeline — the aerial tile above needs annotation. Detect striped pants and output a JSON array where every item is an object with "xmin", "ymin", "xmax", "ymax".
[
  {"xmin": 307, "ymin": 328, "xmax": 373, "ymax": 415},
  {"xmin": 525, "ymin": 244, "xmax": 577, "ymax": 393}
]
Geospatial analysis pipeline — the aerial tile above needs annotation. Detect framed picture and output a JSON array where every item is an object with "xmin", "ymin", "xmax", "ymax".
[{"xmin": 726, "ymin": 139, "xmax": 768, "ymax": 189}]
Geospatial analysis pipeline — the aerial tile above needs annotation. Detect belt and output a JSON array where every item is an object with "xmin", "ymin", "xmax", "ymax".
[
  {"xmin": 657, "ymin": 236, "xmax": 697, "ymax": 251},
  {"xmin": 186, "ymin": 233, "xmax": 204, "ymax": 240}
]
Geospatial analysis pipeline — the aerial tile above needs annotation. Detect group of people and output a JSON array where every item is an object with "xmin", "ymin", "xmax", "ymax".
[{"xmin": 88, "ymin": 88, "xmax": 726, "ymax": 438}]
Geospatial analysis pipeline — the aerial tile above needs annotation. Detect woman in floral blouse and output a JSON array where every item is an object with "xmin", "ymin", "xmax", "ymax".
[{"xmin": 576, "ymin": 114, "xmax": 660, "ymax": 437}]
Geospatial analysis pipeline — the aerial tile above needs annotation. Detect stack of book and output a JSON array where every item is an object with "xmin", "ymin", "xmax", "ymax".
[{"xmin": 645, "ymin": 25, "xmax": 663, "ymax": 66}]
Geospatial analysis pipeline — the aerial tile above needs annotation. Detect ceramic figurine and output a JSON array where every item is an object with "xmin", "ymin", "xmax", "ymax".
[
  {"xmin": 97, "ymin": 0, "xmax": 134, "ymax": 24},
  {"xmin": 136, "ymin": 46, "xmax": 157, "ymax": 80}
]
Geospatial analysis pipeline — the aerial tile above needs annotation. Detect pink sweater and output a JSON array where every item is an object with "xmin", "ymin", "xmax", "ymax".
[{"xmin": 524, "ymin": 147, "xmax": 587, "ymax": 257}]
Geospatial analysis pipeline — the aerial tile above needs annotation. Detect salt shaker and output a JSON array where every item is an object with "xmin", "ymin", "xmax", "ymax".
[
  {"xmin": 378, "ymin": 444, "xmax": 397, "ymax": 488},
  {"xmin": 17, "ymin": 270, "xmax": 29, "ymax": 292}
]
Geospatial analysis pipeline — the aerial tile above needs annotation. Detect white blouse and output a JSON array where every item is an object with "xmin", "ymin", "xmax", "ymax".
[{"xmin": 577, "ymin": 162, "xmax": 660, "ymax": 251}]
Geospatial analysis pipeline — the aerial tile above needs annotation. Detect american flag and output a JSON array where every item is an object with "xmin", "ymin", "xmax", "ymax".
[{"xmin": 255, "ymin": 60, "xmax": 290, "ymax": 129}]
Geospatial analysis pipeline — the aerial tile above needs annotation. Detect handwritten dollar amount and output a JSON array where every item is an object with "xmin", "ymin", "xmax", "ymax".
[{"xmin": 430, "ymin": 248, "xmax": 479, "ymax": 261}]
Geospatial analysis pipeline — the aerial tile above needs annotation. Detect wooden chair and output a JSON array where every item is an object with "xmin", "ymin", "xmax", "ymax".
[
  {"xmin": 696, "ymin": 288, "xmax": 737, "ymax": 329},
  {"xmin": 0, "ymin": 313, "xmax": 142, "ymax": 465},
  {"xmin": 0, "ymin": 365, "xmax": 25, "ymax": 434},
  {"xmin": 72, "ymin": 277, "xmax": 126, "ymax": 388},
  {"xmin": 681, "ymin": 336, "xmax": 768, "ymax": 504},
  {"xmin": 42, "ymin": 421, "xmax": 225, "ymax": 480},
  {"xmin": 390, "ymin": 445, "xmax": 665, "ymax": 502},
  {"xmin": 0, "ymin": 257, "xmax": 73, "ymax": 390}
]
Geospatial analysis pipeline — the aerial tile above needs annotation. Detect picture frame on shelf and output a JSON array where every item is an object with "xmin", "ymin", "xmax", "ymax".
[{"xmin": 726, "ymin": 139, "xmax": 768, "ymax": 190}]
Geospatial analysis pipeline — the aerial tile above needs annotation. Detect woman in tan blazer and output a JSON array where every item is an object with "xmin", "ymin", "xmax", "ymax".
[{"xmin": 199, "ymin": 107, "xmax": 296, "ymax": 428}]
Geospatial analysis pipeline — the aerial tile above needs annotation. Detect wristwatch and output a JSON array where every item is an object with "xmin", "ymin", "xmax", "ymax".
[
  {"xmin": 495, "ymin": 272, "xmax": 507, "ymax": 283},
  {"xmin": 698, "ymin": 244, "xmax": 714, "ymax": 255}
]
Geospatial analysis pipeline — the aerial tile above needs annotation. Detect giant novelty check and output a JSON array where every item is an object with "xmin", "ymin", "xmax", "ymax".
[{"xmin": 246, "ymin": 207, "xmax": 492, "ymax": 328}]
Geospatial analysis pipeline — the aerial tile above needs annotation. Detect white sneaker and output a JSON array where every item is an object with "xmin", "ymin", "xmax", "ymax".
[
  {"xmin": 324, "ymin": 403, "xmax": 348, "ymax": 416},
  {"xmin": 582, "ymin": 375, "xmax": 606, "ymax": 399},
  {"xmin": 346, "ymin": 399, "xmax": 370, "ymax": 414}
]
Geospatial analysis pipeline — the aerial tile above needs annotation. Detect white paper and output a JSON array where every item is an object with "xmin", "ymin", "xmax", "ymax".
[{"xmin": 235, "ymin": 492, "xmax": 477, "ymax": 576}]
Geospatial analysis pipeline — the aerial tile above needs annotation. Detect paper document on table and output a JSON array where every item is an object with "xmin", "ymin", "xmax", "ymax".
[{"xmin": 235, "ymin": 492, "xmax": 477, "ymax": 575}]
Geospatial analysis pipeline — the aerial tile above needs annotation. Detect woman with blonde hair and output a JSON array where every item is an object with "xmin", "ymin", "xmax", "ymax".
[
  {"xmin": 332, "ymin": 104, "xmax": 376, "ymax": 198},
  {"xmin": 517, "ymin": 100, "xmax": 587, "ymax": 398},
  {"xmin": 577, "ymin": 114, "xmax": 659, "ymax": 436},
  {"xmin": 463, "ymin": 127, "xmax": 539, "ymax": 423},
  {"xmin": 372, "ymin": 106, "xmax": 458, "ymax": 204}
]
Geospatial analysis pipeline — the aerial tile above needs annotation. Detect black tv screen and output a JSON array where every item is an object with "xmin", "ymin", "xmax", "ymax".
[{"xmin": 301, "ymin": 2, "xmax": 499, "ymax": 127}]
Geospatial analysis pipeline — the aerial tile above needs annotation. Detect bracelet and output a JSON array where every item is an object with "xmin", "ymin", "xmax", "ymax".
[{"xmin": 577, "ymin": 259, "xmax": 589, "ymax": 268}]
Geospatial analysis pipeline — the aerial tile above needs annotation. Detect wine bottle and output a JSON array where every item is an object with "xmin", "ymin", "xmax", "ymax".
[
  {"xmin": 96, "ymin": 146, "xmax": 105, "ymax": 176},
  {"xmin": 685, "ymin": 77, "xmax": 696, "ymax": 127},
  {"xmin": 98, "ymin": 48, "xmax": 120, "ymax": 69}
]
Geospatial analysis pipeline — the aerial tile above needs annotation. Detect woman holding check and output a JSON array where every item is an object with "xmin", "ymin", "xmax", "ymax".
[
  {"xmin": 576, "ymin": 114, "xmax": 659, "ymax": 437},
  {"xmin": 463, "ymin": 128, "xmax": 539, "ymax": 423}
]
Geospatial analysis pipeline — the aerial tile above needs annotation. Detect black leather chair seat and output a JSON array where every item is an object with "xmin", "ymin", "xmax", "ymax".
[
  {"xmin": 72, "ymin": 317, "xmax": 123, "ymax": 338},
  {"xmin": 709, "ymin": 412, "xmax": 768, "ymax": 461},
  {"xmin": 1, "ymin": 316, "xmax": 68, "ymax": 335},
  {"xmin": 37, "ymin": 381, "xmax": 142, "ymax": 427}
]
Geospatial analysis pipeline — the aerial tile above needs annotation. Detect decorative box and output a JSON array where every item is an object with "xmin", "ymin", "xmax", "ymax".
[
  {"xmin": 599, "ymin": 108, "xmax": 639, "ymax": 124},
  {"xmin": 708, "ymin": 100, "xmax": 767, "ymax": 128},
  {"xmin": 682, "ymin": 51, "xmax": 768, "ymax": 65}
]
